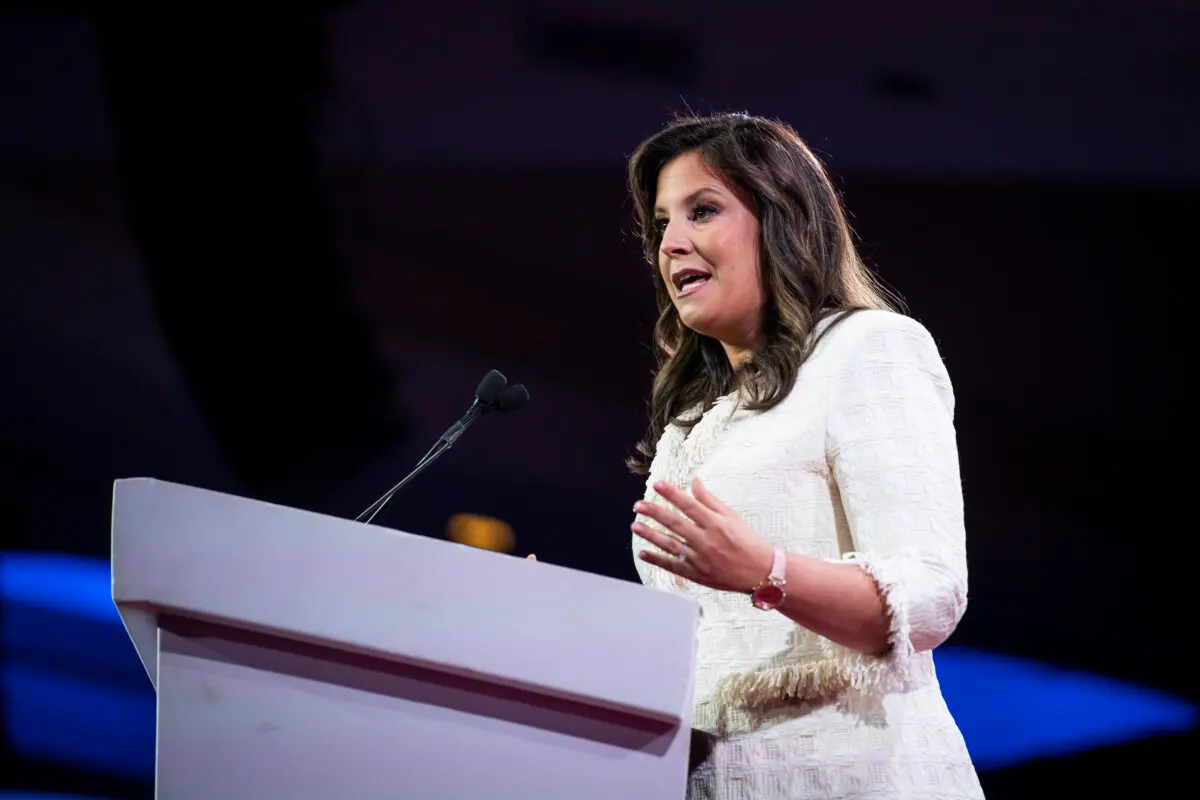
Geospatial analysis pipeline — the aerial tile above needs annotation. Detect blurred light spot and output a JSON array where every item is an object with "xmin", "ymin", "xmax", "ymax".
[
  {"xmin": 446, "ymin": 513, "xmax": 515, "ymax": 552},
  {"xmin": 521, "ymin": 11, "xmax": 696, "ymax": 87},
  {"xmin": 869, "ymin": 69, "xmax": 936, "ymax": 102}
]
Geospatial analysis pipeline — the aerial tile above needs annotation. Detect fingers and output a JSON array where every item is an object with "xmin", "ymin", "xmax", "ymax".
[
  {"xmin": 631, "ymin": 521, "xmax": 685, "ymax": 557},
  {"xmin": 651, "ymin": 480, "xmax": 715, "ymax": 524},
  {"xmin": 526, "ymin": 554, "xmax": 537, "ymax": 561},
  {"xmin": 637, "ymin": 547, "xmax": 687, "ymax": 574},
  {"xmin": 691, "ymin": 476, "xmax": 731, "ymax": 514},
  {"xmin": 633, "ymin": 522, "xmax": 688, "ymax": 575},
  {"xmin": 633, "ymin": 499, "xmax": 696, "ymax": 539}
]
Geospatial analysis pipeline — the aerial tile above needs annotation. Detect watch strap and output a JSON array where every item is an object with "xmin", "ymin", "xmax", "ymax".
[{"xmin": 768, "ymin": 546, "xmax": 786, "ymax": 584}]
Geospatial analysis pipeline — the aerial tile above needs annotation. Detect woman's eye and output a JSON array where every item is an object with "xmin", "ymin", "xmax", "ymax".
[{"xmin": 653, "ymin": 203, "xmax": 716, "ymax": 236}]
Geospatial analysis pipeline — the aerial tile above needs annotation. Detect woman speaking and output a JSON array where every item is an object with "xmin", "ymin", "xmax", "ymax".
[{"xmin": 626, "ymin": 112, "xmax": 984, "ymax": 800}]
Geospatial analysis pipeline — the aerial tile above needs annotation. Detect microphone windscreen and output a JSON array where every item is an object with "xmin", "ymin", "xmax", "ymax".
[
  {"xmin": 497, "ymin": 383, "xmax": 530, "ymax": 412},
  {"xmin": 476, "ymin": 370, "xmax": 508, "ymax": 405}
]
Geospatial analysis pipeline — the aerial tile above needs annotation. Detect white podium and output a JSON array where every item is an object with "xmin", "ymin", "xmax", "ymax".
[{"xmin": 111, "ymin": 478, "xmax": 699, "ymax": 799}]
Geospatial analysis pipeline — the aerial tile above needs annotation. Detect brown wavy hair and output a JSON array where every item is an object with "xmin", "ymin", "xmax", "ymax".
[{"xmin": 626, "ymin": 112, "xmax": 901, "ymax": 475}]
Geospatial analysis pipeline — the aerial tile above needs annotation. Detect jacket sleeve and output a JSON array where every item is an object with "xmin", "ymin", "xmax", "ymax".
[{"xmin": 826, "ymin": 312, "xmax": 970, "ymax": 670}]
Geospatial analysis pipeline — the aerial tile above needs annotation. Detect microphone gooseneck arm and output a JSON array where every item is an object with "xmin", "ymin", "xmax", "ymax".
[
  {"xmin": 355, "ymin": 403, "xmax": 485, "ymax": 525},
  {"xmin": 355, "ymin": 439, "xmax": 451, "ymax": 524},
  {"xmin": 352, "ymin": 370, "xmax": 529, "ymax": 526}
]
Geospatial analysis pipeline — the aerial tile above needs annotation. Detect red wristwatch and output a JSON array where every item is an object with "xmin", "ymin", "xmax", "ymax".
[{"xmin": 750, "ymin": 547, "xmax": 787, "ymax": 610}]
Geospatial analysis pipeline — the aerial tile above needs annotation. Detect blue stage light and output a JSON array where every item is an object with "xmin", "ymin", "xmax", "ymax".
[
  {"xmin": 936, "ymin": 645, "xmax": 1196, "ymax": 770},
  {"xmin": 1, "ymin": 552, "xmax": 116, "ymax": 624},
  {"xmin": 2, "ymin": 661, "xmax": 155, "ymax": 779}
]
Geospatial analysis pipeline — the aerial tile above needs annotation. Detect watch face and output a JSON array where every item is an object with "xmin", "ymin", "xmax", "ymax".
[{"xmin": 752, "ymin": 584, "xmax": 785, "ymax": 610}]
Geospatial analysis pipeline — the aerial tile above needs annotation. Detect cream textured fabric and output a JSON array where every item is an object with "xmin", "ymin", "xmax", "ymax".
[{"xmin": 632, "ymin": 310, "xmax": 984, "ymax": 799}]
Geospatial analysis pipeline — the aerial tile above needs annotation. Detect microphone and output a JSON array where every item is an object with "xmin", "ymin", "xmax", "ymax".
[
  {"xmin": 410, "ymin": 369, "xmax": 508, "ymax": 464},
  {"xmin": 496, "ymin": 383, "xmax": 530, "ymax": 412},
  {"xmin": 355, "ymin": 369, "xmax": 530, "ymax": 525}
]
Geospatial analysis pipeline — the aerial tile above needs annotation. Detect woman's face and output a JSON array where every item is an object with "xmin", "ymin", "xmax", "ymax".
[{"xmin": 654, "ymin": 151, "xmax": 764, "ymax": 364}]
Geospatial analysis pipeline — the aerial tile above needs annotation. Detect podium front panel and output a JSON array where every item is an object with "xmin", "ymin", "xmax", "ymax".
[{"xmin": 154, "ymin": 615, "xmax": 691, "ymax": 799}]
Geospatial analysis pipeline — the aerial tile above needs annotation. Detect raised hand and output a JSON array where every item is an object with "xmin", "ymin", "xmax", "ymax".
[{"xmin": 632, "ymin": 477, "xmax": 774, "ymax": 593}]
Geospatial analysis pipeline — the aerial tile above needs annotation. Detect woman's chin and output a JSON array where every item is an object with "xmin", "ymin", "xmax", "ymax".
[
  {"xmin": 680, "ymin": 320, "xmax": 718, "ymax": 340},
  {"xmin": 676, "ymin": 307, "xmax": 717, "ymax": 336},
  {"xmin": 677, "ymin": 312, "xmax": 755, "ymax": 355}
]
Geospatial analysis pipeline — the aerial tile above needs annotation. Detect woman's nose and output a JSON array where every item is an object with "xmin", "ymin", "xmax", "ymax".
[{"xmin": 659, "ymin": 219, "xmax": 692, "ymax": 257}]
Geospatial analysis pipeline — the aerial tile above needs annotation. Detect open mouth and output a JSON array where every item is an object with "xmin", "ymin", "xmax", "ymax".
[{"xmin": 672, "ymin": 269, "xmax": 711, "ymax": 296}]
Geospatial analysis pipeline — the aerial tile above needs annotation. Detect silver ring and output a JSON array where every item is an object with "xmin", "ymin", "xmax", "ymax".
[{"xmin": 677, "ymin": 542, "xmax": 688, "ymax": 562}]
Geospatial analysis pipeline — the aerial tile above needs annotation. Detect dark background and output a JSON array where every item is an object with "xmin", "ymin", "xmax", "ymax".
[{"xmin": 1, "ymin": 1, "xmax": 1195, "ymax": 797}]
